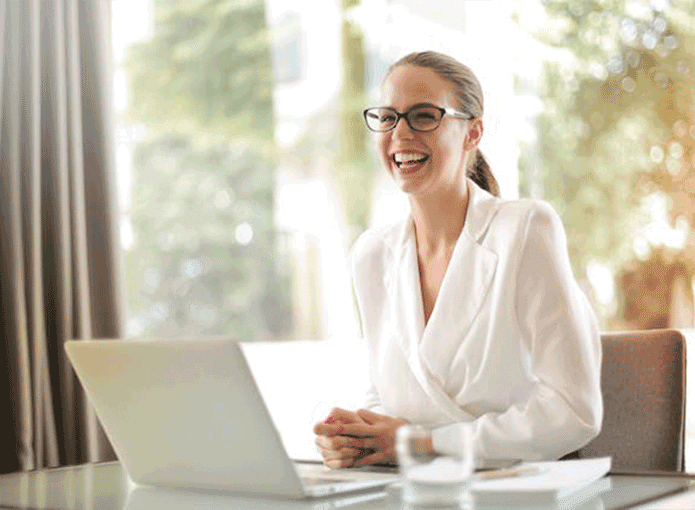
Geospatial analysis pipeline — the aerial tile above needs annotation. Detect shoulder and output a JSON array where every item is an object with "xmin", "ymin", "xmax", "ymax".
[
  {"xmin": 488, "ymin": 198, "xmax": 563, "ymax": 238},
  {"xmin": 491, "ymin": 199, "xmax": 573, "ymax": 277},
  {"xmin": 494, "ymin": 197, "xmax": 558, "ymax": 220},
  {"xmin": 464, "ymin": 180, "xmax": 562, "ymax": 243},
  {"xmin": 474, "ymin": 197, "xmax": 567, "ymax": 260},
  {"xmin": 349, "ymin": 219, "xmax": 404, "ymax": 271}
]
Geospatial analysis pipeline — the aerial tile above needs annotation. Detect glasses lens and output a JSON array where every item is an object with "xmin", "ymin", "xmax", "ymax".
[
  {"xmin": 406, "ymin": 106, "xmax": 442, "ymax": 131},
  {"xmin": 365, "ymin": 108, "xmax": 397, "ymax": 132}
]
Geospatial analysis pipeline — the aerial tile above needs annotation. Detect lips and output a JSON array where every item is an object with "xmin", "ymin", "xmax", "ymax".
[{"xmin": 392, "ymin": 151, "xmax": 429, "ymax": 169}]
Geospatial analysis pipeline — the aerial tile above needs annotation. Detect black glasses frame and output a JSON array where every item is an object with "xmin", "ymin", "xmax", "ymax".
[{"xmin": 362, "ymin": 104, "xmax": 473, "ymax": 133}]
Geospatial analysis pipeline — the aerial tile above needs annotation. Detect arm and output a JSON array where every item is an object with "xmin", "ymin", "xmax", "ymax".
[
  {"xmin": 433, "ymin": 202, "xmax": 602, "ymax": 460},
  {"xmin": 348, "ymin": 234, "xmax": 388, "ymax": 415},
  {"xmin": 313, "ymin": 235, "xmax": 389, "ymax": 468}
]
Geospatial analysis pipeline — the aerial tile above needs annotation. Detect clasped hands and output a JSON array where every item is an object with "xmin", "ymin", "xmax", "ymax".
[{"xmin": 313, "ymin": 408, "xmax": 409, "ymax": 469}]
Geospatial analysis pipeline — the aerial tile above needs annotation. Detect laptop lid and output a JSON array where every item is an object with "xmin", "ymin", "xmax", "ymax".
[{"xmin": 65, "ymin": 338, "xmax": 307, "ymax": 497}]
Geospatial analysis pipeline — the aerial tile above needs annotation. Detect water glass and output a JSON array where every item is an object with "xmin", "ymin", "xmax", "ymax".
[{"xmin": 396, "ymin": 423, "xmax": 475, "ymax": 507}]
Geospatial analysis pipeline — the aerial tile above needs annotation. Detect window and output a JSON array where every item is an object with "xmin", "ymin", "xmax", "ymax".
[
  {"xmin": 112, "ymin": 0, "xmax": 526, "ymax": 343},
  {"xmin": 271, "ymin": 11, "xmax": 304, "ymax": 84},
  {"xmin": 112, "ymin": 0, "xmax": 695, "ymax": 465}
]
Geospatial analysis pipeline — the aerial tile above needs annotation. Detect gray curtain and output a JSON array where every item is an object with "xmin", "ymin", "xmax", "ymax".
[{"xmin": 0, "ymin": 0, "xmax": 122, "ymax": 473}]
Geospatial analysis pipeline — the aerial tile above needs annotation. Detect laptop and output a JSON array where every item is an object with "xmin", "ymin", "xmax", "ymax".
[
  {"xmin": 64, "ymin": 338, "xmax": 398, "ymax": 499},
  {"xmin": 125, "ymin": 484, "xmax": 388, "ymax": 510}
]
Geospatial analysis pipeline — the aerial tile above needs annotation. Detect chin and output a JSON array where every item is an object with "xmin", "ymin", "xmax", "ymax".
[{"xmin": 395, "ymin": 180, "xmax": 425, "ymax": 196}]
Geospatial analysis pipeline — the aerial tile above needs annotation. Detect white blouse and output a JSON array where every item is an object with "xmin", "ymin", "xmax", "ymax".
[{"xmin": 349, "ymin": 179, "xmax": 602, "ymax": 460}]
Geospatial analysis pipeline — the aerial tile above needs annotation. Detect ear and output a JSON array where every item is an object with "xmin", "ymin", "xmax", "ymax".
[{"xmin": 463, "ymin": 118, "xmax": 483, "ymax": 152}]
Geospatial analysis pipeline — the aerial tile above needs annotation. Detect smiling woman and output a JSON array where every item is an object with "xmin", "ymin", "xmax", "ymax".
[{"xmin": 313, "ymin": 51, "xmax": 603, "ymax": 469}]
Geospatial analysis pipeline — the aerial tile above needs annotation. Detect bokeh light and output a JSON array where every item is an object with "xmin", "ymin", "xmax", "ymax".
[
  {"xmin": 641, "ymin": 30, "xmax": 658, "ymax": 49},
  {"xmin": 620, "ymin": 18, "xmax": 637, "ymax": 43},
  {"xmin": 235, "ymin": 222, "xmax": 254, "ymax": 245},
  {"xmin": 214, "ymin": 189, "xmax": 233, "ymax": 210},
  {"xmin": 669, "ymin": 142, "xmax": 683, "ymax": 159},
  {"xmin": 650, "ymin": 146, "xmax": 664, "ymax": 164},
  {"xmin": 621, "ymin": 76, "xmax": 637, "ymax": 93}
]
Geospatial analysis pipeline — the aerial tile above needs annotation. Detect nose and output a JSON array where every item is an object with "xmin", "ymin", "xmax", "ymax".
[{"xmin": 391, "ymin": 115, "xmax": 415, "ymax": 139}]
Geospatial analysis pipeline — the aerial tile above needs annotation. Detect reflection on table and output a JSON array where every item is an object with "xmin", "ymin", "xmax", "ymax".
[{"xmin": 0, "ymin": 462, "xmax": 694, "ymax": 510}]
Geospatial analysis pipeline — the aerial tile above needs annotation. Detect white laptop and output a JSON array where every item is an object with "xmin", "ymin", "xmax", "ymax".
[{"xmin": 64, "ymin": 338, "xmax": 398, "ymax": 499}]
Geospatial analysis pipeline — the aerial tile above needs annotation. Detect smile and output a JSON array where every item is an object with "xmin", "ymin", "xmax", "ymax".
[{"xmin": 392, "ymin": 152, "xmax": 429, "ymax": 168}]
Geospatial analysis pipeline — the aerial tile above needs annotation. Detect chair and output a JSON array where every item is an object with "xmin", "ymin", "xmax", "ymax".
[{"xmin": 569, "ymin": 329, "xmax": 686, "ymax": 471}]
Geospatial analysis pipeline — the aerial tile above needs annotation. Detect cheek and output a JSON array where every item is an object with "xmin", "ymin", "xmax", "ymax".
[
  {"xmin": 376, "ymin": 135, "xmax": 391, "ymax": 166},
  {"xmin": 436, "ymin": 133, "xmax": 465, "ymax": 165}
]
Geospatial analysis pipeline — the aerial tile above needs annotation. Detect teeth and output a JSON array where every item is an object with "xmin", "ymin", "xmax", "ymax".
[{"xmin": 394, "ymin": 152, "xmax": 428, "ymax": 164}]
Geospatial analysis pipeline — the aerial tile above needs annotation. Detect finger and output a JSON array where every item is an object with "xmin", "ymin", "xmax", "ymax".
[
  {"xmin": 326, "ymin": 408, "xmax": 363, "ymax": 424},
  {"xmin": 316, "ymin": 420, "xmax": 376, "ymax": 437},
  {"xmin": 322, "ymin": 447, "xmax": 361, "ymax": 461},
  {"xmin": 317, "ymin": 446, "xmax": 330, "ymax": 460},
  {"xmin": 314, "ymin": 422, "xmax": 327, "ymax": 435},
  {"xmin": 326, "ymin": 458, "xmax": 355, "ymax": 469},
  {"xmin": 315, "ymin": 422, "xmax": 368, "ymax": 436},
  {"xmin": 314, "ymin": 422, "xmax": 341, "ymax": 436},
  {"xmin": 351, "ymin": 450, "xmax": 391, "ymax": 468},
  {"xmin": 318, "ymin": 446, "xmax": 347, "ymax": 463},
  {"xmin": 316, "ymin": 434, "xmax": 364, "ymax": 450},
  {"xmin": 324, "ymin": 407, "xmax": 349, "ymax": 422},
  {"xmin": 335, "ymin": 435, "xmax": 371, "ymax": 450},
  {"xmin": 334, "ymin": 421, "xmax": 375, "ymax": 437},
  {"xmin": 347, "ymin": 437, "xmax": 367, "ymax": 449},
  {"xmin": 359, "ymin": 436, "xmax": 379, "ymax": 450},
  {"xmin": 356, "ymin": 408, "xmax": 383, "ymax": 424},
  {"xmin": 315, "ymin": 435, "xmax": 335, "ymax": 450}
]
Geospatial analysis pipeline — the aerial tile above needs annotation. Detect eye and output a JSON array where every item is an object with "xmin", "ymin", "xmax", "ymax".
[
  {"xmin": 413, "ymin": 111, "xmax": 436, "ymax": 121},
  {"xmin": 409, "ymin": 108, "xmax": 441, "ymax": 128}
]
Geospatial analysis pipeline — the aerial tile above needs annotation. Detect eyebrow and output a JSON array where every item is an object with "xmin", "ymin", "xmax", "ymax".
[{"xmin": 378, "ymin": 102, "xmax": 440, "ymax": 111}]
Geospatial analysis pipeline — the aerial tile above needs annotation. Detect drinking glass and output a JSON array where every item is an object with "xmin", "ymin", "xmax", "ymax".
[{"xmin": 396, "ymin": 423, "xmax": 475, "ymax": 508}]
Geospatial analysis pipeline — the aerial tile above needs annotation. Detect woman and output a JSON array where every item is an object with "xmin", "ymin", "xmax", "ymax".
[{"xmin": 314, "ymin": 51, "xmax": 602, "ymax": 468}]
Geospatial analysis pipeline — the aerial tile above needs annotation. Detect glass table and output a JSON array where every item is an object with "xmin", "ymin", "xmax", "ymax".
[{"xmin": 0, "ymin": 462, "xmax": 693, "ymax": 510}]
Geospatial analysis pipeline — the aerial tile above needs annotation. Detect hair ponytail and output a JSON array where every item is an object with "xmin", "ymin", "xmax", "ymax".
[{"xmin": 467, "ymin": 149, "xmax": 500, "ymax": 197}]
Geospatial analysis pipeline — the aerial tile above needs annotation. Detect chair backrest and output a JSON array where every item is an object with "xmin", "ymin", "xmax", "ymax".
[{"xmin": 574, "ymin": 329, "xmax": 686, "ymax": 471}]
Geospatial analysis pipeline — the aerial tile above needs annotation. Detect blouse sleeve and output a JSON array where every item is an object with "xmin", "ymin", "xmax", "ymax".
[
  {"xmin": 348, "ymin": 233, "xmax": 387, "ymax": 415},
  {"xmin": 364, "ymin": 380, "xmax": 385, "ymax": 414},
  {"xmin": 432, "ymin": 202, "xmax": 603, "ymax": 460}
]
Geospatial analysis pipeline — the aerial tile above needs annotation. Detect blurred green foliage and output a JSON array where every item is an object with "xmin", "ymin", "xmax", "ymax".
[
  {"xmin": 124, "ymin": 0, "xmax": 275, "ymax": 142},
  {"xmin": 525, "ymin": 0, "xmax": 695, "ymax": 326},
  {"xmin": 122, "ymin": 0, "xmax": 290, "ymax": 339},
  {"xmin": 337, "ymin": 12, "xmax": 371, "ymax": 239}
]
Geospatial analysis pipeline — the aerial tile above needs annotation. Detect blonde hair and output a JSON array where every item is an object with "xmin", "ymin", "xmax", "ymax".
[{"xmin": 387, "ymin": 51, "xmax": 500, "ymax": 196}]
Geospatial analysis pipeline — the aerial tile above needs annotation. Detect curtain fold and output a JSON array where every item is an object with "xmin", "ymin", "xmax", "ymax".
[{"xmin": 1, "ymin": 0, "xmax": 121, "ymax": 474}]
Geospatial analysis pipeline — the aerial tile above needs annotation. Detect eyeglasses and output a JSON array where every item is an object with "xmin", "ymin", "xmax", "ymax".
[{"xmin": 363, "ymin": 104, "xmax": 473, "ymax": 133}]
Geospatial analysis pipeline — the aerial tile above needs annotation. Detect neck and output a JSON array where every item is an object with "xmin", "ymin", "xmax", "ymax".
[{"xmin": 409, "ymin": 181, "xmax": 470, "ymax": 254}]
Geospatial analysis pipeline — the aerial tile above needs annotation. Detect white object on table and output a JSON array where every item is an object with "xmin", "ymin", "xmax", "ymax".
[{"xmin": 471, "ymin": 457, "xmax": 612, "ymax": 506}]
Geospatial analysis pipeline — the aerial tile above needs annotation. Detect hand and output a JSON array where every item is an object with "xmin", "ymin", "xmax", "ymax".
[
  {"xmin": 319, "ymin": 409, "xmax": 410, "ymax": 468},
  {"xmin": 313, "ymin": 408, "xmax": 367, "ymax": 469}
]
